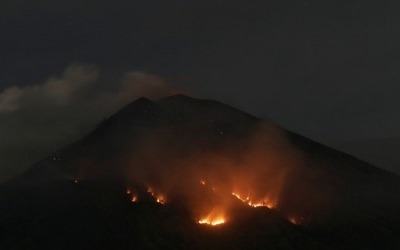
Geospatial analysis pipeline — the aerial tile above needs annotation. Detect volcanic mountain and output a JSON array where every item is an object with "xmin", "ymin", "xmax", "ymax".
[{"xmin": 1, "ymin": 95, "xmax": 399, "ymax": 250}]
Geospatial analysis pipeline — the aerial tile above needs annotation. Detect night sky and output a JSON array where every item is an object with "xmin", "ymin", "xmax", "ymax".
[{"xmin": 1, "ymin": 0, "xmax": 400, "ymax": 181}]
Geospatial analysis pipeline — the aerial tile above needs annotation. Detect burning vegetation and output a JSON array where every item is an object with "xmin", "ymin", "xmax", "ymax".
[
  {"xmin": 126, "ymin": 189, "xmax": 138, "ymax": 202},
  {"xmin": 231, "ymin": 192, "xmax": 276, "ymax": 209},
  {"xmin": 147, "ymin": 187, "xmax": 166, "ymax": 204},
  {"xmin": 70, "ymin": 104, "xmax": 314, "ymax": 227},
  {"xmin": 6, "ymin": 96, "xmax": 400, "ymax": 250},
  {"xmin": 198, "ymin": 207, "xmax": 226, "ymax": 226}
]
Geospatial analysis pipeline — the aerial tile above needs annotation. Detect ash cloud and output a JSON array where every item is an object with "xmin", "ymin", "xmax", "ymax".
[{"xmin": 0, "ymin": 64, "xmax": 176, "ymax": 182}]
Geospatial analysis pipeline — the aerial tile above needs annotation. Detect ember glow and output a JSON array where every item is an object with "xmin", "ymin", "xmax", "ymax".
[
  {"xmin": 232, "ymin": 192, "xmax": 250, "ymax": 202},
  {"xmin": 126, "ymin": 188, "xmax": 138, "ymax": 202},
  {"xmin": 231, "ymin": 192, "xmax": 276, "ymax": 209},
  {"xmin": 131, "ymin": 195, "xmax": 138, "ymax": 202},
  {"xmin": 288, "ymin": 216, "xmax": 304, "ymax": 225},
  {"xmin": 156, "ymin": 196, "xmax": 166, "ymax": 204},
  {"xmin": 147, "ymin": 187, "xmax": 166, "ymax": 204},
  {"xmin": 198, "ymin": 217, "xmax": 225, "ymax": 226},
  {"xmin": 198, "ymin": 208, "xmax": 226, "ymax": 226},
  {"xmin": 117, "ymin": 124, "xmax": 311, "ymax": 227}
]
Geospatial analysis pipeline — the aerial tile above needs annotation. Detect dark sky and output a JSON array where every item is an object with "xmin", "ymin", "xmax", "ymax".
[{"xmin": 1, "ymin": 0, "xmax": 400, "ymax": 180}]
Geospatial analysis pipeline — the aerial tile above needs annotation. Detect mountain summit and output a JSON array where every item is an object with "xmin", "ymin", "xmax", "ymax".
[{"xmin": 1, "ymin": 95, "xmax": 399, "ymax": 250}]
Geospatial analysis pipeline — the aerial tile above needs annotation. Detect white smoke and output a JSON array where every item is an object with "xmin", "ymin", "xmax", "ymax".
[{"xmin": 0, "ymin": 63, "xmax": 176, "ymax": 182}]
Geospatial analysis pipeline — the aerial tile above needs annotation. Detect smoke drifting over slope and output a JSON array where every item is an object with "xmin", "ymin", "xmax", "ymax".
[
  {"xmin": 124, "ymin": 123, "xmax": 301, "ymax": 217},
  {"xmin": 4, "ymin": 95, "xmax": 400, "ymax": 249},
  {"xmin": 44, "ymin": 96, "xmax": 331, "ymax": 226},
  {"xmin": 0, "ymin": 64, "xmax": 177, "ymax": 182}
]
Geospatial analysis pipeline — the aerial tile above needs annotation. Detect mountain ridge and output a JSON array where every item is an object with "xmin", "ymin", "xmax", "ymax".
[{"xmin": 1, "ymin": 95, "xmax": 399, "ymax": 249}]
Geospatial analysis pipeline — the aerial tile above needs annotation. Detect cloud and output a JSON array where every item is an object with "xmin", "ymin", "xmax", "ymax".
[
  {"xmin": 0, "ymin": 64, "xmax": 176, "ymax": 182},
  {"xmin": 0, "ymin": 87, "xmax": 22, "ymax": 112},
  {"xmin": 0, "ymin": 64, "xmax": 98, "ymax": 113}
]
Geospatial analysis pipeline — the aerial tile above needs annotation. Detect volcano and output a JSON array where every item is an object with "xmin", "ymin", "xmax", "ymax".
[{"xmin": 1, "ymin": 95, "xmax": 399, "ymax": 250}]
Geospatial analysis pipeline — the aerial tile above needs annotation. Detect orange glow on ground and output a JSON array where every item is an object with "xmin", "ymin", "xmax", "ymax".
[
  {"xmin": 131, "ymin": 195, "xmax": 138, "ymax": 202},
  {"xmin": 147, "ymin": 187, "xmax": 166, "ymax": 204},
  {"xmin": 231, "ymin": 192, "xmax": 275, "ymax": 209},
  {"xmin": 156, "ymin": 195, "xmax": 166, "ymax": 204},
  {"xmin": 198, "ymin": 217, "xmax": 225, "ymax": 226},
  {"xmin": 198, "ymin": 208, "xmax": 226, "ymax": 226},
  {"xmin": 232, "ymin": 192, "xmax": 250, "ymax": 202},
  {"xmin": 288, "ymin": 216, "xmax": 303, "ymax": 225},
  {"xmin": 248, "ymin": 200, "xmax": 275, "ymax": 209},
  {"xmin": 288, "ymin": 217, "xmax": 297, "ymax": 224}
]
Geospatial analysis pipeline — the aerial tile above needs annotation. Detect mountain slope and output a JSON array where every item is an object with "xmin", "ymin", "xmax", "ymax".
[
  {"xmin": 333, "ymin": 137, "xmax": 400, "ymax": 176},
  {"xmin": 1, "ymin": 95, "xmax": 399, "ymax": 250}
]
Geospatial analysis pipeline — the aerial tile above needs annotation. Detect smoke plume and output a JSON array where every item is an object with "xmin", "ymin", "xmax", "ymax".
[{"xmin": 0, "ymin": 64, "xmax": 176, "ymax": 182}]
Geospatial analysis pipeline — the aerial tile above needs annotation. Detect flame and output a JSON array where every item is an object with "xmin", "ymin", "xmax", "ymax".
[
  {"xmin": 288, "ymin": 216, "xmax": 303, "ymax": 225},
  {"xmin": 198, "ymin": 208, "xmax": 226, "ymax": 226},
  {"xmin": 200, "ymin": 180, "xmax": 206, "ymax": 185},
  {"xmin": 248, "ymin": 200, "xmax": 275, "ymax": 209},
  {"xmin": 131, "ymin": 195, "xmax": 138, "ymax": 202},
  {"xmin": 126, "ymin": 188, "xmax": 138, "ymax": 202},
  {"xmin": 74, "ymin": 179, "xmax": 78, "ymax": 184},
  {"xmin": 156, "ymin": 195, "xmax": 166, "ymax": 204},
  {"xmin": 198, "ymin": 217, "xmax": 225, "ymax": 226},
  {"xmin": 288, "ymin": 217, "xmax": 298, "ymax": 224},
  {"xmin": 232, "ymin": 192, "xmax": 250, "ymax": 202},
  {"xmin": 147, "ymin": 187, "xmax": 166, "ymax": 204},
  {"xmin": 231, "ymin": 192, "xmax": 275, "ymax": 209}
]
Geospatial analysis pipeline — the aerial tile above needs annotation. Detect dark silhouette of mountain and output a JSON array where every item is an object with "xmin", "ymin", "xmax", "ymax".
[
  {"xmin": 1, "ymin": 95, "xmax": 399, "ymax": 250},
  {"xmin": 332, "ymin": 137, "xmax": 400, "ymax": 176}
]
